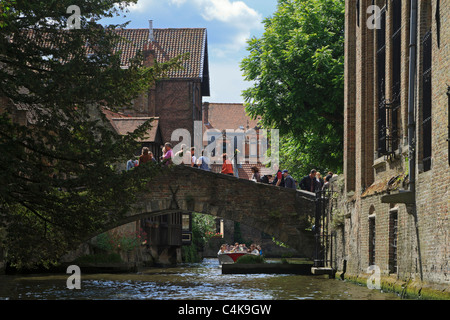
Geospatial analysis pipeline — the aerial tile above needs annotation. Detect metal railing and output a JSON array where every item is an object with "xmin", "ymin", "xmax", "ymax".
[{"xmin": 313, "ymin": 188, "xmax": 338, "ymax": 269}]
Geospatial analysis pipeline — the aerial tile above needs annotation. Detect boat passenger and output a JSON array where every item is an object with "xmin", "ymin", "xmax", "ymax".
[
  {"xmin": 256, "ymin": 245, "xmax": 263, "ymax": 256},
  {"xmin": 249, "ymin": 244, "xmax": 259, "ymax": 255},
  {"xmin": 218, "ymin": 244, "xmax": 227, "ymax": 255}
]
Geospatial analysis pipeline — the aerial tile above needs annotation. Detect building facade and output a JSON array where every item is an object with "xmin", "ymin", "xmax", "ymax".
[
  {"xmin": 336, "ymin": 0, "xmax": 449, "ymax": 294},
  {"xmin": 101, "ymin": 24, "xmax": 210, "ymax": 265},
  {"xmin": 114, "ymin": 24, "xmax": 209, "ymax": 146}
]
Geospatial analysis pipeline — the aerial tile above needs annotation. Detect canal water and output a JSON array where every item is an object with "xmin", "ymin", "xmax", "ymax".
[{"xmin": 0, "ymin": 258, "xmax": 402, "ymax": 300}]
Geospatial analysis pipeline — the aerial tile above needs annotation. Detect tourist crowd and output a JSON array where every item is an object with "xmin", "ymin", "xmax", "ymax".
[{"xmin": 127, "ymin": 143, "xmax": 336, "ymax": 193}]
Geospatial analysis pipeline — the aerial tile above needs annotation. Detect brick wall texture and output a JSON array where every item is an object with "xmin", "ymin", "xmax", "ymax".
[{"xmin": 338, "ymin": 0, "xmax": 449, "ymax": 286}]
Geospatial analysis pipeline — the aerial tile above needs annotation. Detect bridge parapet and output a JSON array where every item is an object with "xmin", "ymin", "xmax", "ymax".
[{"xmin": 105, "ymin": 165, "xmax": 316, "ymax": 258}]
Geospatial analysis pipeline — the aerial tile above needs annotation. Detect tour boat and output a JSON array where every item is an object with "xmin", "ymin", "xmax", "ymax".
[{"xmin": 217, "ymin": 252, "xmax": 248, "ymax": 264}]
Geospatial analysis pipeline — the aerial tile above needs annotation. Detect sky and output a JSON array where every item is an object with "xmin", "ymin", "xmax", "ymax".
[{"xmin": 99, "ymin": 0, "xmax": 278, "ymax": 103}]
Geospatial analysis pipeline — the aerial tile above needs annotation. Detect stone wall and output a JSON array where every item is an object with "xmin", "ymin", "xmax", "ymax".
[
  {"xmin": 91, "ymin": 165, "xmax": 317, "ymax": 259},
  {"xmin": 337, "ymin": 0, "xmax": 449, "ymax": 296}
]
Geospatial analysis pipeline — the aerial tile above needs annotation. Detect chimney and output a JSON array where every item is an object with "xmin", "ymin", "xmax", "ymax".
[
  {"xmin": 148, "ymin": 20, "xmax": 155, "ymax": 43},
  {"xmin": 202, "ymin": 102, "xmax": 209, "ymax": 125},
  {"xmin": 143, "ymin": 20, "xmax": 155, "ymax": 68}
]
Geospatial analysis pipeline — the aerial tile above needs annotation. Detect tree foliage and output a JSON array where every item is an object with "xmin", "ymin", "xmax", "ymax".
[
  {"xmin": 0, "ymin": 0, "xmax": 184, "ymax": 268},
  {"xmin": 241, "ymin": 0, "xmax": 345, "ymax": 178}
]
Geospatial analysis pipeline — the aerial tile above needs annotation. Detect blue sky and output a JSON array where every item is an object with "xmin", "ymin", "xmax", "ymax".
[{"xmin": 99, "ymin": 0, "xmax": 278, "ymax": 103}]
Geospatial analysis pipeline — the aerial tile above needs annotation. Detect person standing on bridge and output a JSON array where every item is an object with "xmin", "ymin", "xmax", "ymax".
[
  {"xmin": 126, "ymin": 158, "xmax": 139, "ymax": 171},
  {"xmin": 271, "ymin": 164, "xmax": 284, "ymax": 187},
  {"xmin": 190, "ymin": 147, "xmax": 197, "ymax": 167},
  {"xmin": 251, "ymin": 166, "xmax": 261, "ymax": 182},
  {"xmin": 299, "ymin": 169, "xmax": 321, "ymax": 193},
  {"xmin": 197, "ymin": 149, "xmax": 210, "ymax": 171},
  {"xmin": 282, "ymin": 169, "xmax": 296, "ymax": 189},
  {"xmin": 162, "ymin": 142, "xmax": 173, "ymax": 165},
  {"xmin": 139, "ymin": 147, "xmax": 153, "ymax": 165},
  {"xmin": 221, "ymin": 153, "xmax": 234, "ymax": 176}
]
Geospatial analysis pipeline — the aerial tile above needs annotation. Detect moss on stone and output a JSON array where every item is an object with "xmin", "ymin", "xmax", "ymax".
[{"xmin": 335, "ymin": 272, "xmax": 450, "ymax": 300}]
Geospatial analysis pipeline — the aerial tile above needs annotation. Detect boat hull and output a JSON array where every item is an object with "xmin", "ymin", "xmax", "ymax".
[{"xmin": 218, "ymin": 252, "xmax": 248, "ymax": 264}]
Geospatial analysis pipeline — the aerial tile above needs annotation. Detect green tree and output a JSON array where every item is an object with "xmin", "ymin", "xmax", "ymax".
[
  {"xmin": 182, "ymin": 213, "xmax": 216, "ymax": 262},
  {"xmin": 241, "ymin": 0, "xmax": 345, "ymax": 178},
  {"xmin": 0, "ymin": 1, "xmax": 184, "ymax": 268}
]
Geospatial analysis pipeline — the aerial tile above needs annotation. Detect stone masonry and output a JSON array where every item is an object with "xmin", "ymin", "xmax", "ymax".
[
  {"xmin": 337, "ymin": 0, "xmax": 449, "ymax": 295},
  {"xmin": 90, "ymin": 165, "xmax": 317, "ymax": 259}
]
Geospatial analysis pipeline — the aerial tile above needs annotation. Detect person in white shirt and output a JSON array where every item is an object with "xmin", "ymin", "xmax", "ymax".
[
  {"xmin": 249, "ymin": 244, "xmax": 259, "ymax": 255},
  {"xmin": 218, "ymin": 244, "xmax": 227, "ymax": 255}
]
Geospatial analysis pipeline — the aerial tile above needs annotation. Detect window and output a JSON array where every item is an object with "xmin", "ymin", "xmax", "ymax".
[
  {"xmin": 389, "ymin": 0, "xmax": 402, "ymax": 152},
  {"xmin": 389, "ymin": 209, "xmax": 398, "ymax": 274},
  {"xmin": 422, "ymin": 30, "xmax": 432, "ymax": 172},
  {"xmin": 356, "ymin": 0, "xmax": 361, "ymax": 27},
  {"xmin": 209, "ymin": 135, "xmax": 216, "ymax": 157},
  {"xmin": 369, "ymin": 217, "xmax": 376, "ymax": 266},
  {"xmin": 377, "ymin": 7, "xmax": 387, "ymax": 156},
  {"xmin": 181, "ymin": 213, "xmax": 192, "ymax": 245},
  {"xmin": 182, "ymin": 213, "xmax": 191, "ymax": 231},
  {"xmin": 377, "ymin": 1, "xmax": 402, "ymax": 158}
]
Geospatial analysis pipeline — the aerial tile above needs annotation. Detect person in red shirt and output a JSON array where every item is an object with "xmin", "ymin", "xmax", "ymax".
[{"xmin": 221, "ymin": 153, "xmax": 234, "ymax": 175}]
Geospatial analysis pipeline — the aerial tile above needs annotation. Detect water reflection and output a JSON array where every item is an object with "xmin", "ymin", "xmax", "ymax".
[{"xmin": 0, "ymin": 258, "xmax": 402, "ymax": 300}]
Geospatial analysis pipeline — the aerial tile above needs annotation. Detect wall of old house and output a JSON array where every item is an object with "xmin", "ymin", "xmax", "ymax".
[
  {"xmin": 336, "ymin": 0, "xmax": 449, "ymax": 296},
  {"xmin": 155, "ymin": 79, "xmax": 203, "ymax": 144}
]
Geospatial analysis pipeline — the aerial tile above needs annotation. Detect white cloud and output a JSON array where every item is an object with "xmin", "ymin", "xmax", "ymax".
[
  {"xmin": 199, "ymin": 0, "xmax": 262, "ymax": 51},
  {"xmin": 125, "ymin": 0, "xmax": 157, "ymax": 12},
  {"xmin": 199, "ymin": 0, "xmax": 260, "ymax": 24},
  {"xmin": 124, "ymin": 0, "xmax": 262, "ymax": 52},
  {"xmin": 165, "ymin": 0, "xmax": 262, "ymax": 52},
  {"xmin": 168, "ymin": 0, "xmax": 188, "ymax": 6}
]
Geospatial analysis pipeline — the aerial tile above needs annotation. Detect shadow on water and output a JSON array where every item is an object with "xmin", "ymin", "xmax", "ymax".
[{"xmin": 0, "ymin": 258, "xmax": 403, "ymax": 300}]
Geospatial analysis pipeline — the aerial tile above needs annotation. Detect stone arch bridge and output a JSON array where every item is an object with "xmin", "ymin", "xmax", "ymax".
[{"xmin": 100, "ymin": 165, "xmax": 317, "ymax": 258}]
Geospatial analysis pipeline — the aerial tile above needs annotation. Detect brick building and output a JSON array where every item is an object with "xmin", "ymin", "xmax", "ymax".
[
  {"xmin": 335, "ymin": 0, "xmax": 449, "ymax": 294},
  {"xmin": 202, "ymin": 102, "xmax": 268, "ymax": 178},
  {"xmin": 114, "ymin": 22, "xmax": 210, "ymax": 146},
  {"xmin": 0, "ymin": 22, "xmax": 210, "ymax": 266},
  {"xmin": 111, "ymin": 24, "xmax": 210, "ymax": 264},
  {"xmin": 86, "ymin": 24, "xmax": 211, "ymax": 265}
]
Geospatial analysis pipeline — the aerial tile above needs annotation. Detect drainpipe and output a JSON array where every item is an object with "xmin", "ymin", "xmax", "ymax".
[
  {"xmin": 407, "ymin": 0, "xmax": 423, "ymax": 281},
  {"xmin": 407, "ymin": 0, "xmax": 417, "ymax": 195}
]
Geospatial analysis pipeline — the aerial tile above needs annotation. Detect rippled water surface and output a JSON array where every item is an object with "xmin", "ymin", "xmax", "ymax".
[{"xmin": 0, "ymin": 258, "xmax": 402, "ymax": 300}]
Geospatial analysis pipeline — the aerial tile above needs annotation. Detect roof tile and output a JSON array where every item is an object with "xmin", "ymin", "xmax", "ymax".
[{"xmin": 114, "ymin": 28, "xmax": 206, "ymax": 79}]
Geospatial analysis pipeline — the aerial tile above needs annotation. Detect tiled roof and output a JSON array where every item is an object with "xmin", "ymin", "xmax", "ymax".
[
  {"xmin": 114, "ymin": 28, "xmax": 207, "ymax": 80},
  {"xmin": 102, "ymin": 108, "xmax": 160, "ymax": 142},
  {"xmin": 111, "ymin": 117, "xmax": 160, "ymax": 143},
  {"xmin": 18, "ymin": 28, "xmax": 207, "ymax": 80},
  {"xmin": 205, "ymin": 103, "xmax": 261, "ymax": 132}
]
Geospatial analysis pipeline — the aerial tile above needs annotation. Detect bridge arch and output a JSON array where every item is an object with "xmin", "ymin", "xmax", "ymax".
[{"xmin": 94, "ymin": 165, "xmax": 317, "ymax": 258}]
